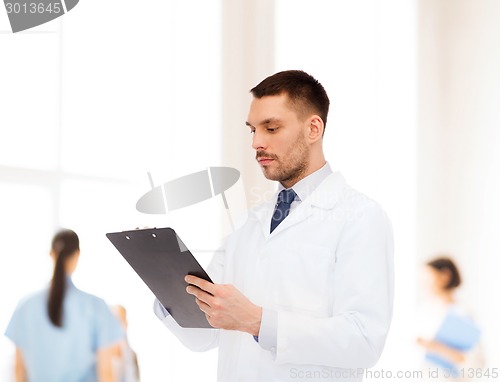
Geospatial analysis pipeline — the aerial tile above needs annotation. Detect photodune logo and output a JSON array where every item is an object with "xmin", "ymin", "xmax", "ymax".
[{"xmin": 4, "ymin": 0, "xmax": 79, "ymax": 33}]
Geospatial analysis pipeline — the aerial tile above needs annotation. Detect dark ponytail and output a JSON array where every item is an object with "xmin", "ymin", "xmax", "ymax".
[{"xmin": 48, "ymin": 229, "xmax": 79, "ymax": 327}]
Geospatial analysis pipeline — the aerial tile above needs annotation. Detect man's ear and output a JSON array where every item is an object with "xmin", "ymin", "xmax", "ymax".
[{"xmin": 307, "ymin": 115, "xmax": 324, "ymax": 142}]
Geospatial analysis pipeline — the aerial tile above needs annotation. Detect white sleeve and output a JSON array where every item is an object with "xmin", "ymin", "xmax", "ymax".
[
  {"xmin": 275, "ymin": 200, "xmax": 395, "ymax": 368},
  {"xmin": 257, "ymin": 308, "xmax": 278, "ymax": 353}
]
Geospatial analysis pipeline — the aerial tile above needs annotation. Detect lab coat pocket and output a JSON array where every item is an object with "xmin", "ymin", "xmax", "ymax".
[{"xmin": 272, "ymin": 244, "xmax": 333, "ymax": 316}]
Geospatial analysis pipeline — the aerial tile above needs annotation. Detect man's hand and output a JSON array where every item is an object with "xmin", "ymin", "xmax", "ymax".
[{"xmin": 185, "ymin": 275, "xmax": 262, "ymax": 336}]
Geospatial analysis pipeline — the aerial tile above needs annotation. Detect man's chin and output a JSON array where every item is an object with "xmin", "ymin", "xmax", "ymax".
[
  {"xmin": 260, "ymin": 167, "xmax": 276, "ymax": 180},
  {"xmin": 261, "ymin": 168, "xmax": 283, "ymax": 182}
]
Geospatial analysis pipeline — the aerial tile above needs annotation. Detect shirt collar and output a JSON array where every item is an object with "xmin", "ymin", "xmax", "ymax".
[
  {"xmin": 278, "ymin": 162, "xmax": 333, "ymax": 203},
  {"xmin": 66, "ymin": 276, "xmax": 75, "ymax": 289}
]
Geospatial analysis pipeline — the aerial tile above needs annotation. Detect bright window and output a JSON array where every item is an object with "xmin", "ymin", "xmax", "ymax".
[{"xmin": 0, "ymin": 1, "xmax": 221, "ymax": 380}]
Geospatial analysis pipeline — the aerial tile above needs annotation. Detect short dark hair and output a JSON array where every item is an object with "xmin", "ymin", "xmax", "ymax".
[
  {"xmin": 427, "ymin": 257, "xmax": 462, "ymax": 290},
  {"xmin": 250, "ymin": 70, "xmax": 330, "ymax": 132}
]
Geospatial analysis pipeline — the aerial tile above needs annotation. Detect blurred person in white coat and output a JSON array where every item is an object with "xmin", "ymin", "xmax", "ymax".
[
  {"xmin": 416, "ymin": 257, "xmax": 485, "ymax": 381},
  {"xmin": 153, "ymin": 70, "xmax": 394, "ymax": 381}
]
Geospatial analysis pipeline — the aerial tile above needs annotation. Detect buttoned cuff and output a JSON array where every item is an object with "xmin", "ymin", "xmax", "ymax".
[
  {"xmin": 258, "ymin": 308, "xmax": 278, "ymax": 353},
  {"xmin": 153, "ymin": 298, "xmax": 170, "ymax": 320}
]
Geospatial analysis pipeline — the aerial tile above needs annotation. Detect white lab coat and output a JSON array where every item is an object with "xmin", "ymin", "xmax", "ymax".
[{"xmin": 160, "ymin": 172, "xmax": 394, "ymax": 381}]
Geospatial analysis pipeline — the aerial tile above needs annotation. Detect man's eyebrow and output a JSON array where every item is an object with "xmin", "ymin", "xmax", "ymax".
[{"xmin": 245, "ymin": 118, "xmax": 282, "ymax": 129}]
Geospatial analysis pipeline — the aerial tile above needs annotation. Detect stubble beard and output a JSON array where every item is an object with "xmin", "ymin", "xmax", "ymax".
[{"xmin": 260, "ymin": 133, "xmax": 310, "ymax": 187}]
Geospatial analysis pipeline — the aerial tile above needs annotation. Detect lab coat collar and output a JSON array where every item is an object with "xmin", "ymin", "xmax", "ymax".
[
  {"xmin": 250, "ymin": 172, "xmax": 346, "ymax": 237},
  {"xmin": 307, "ymin": 171, "xmax": 346, "ymax": 210}
]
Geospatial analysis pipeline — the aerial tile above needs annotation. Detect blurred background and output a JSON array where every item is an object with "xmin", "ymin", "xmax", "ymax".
[{"xmin": 1, "ymin": 0, "xmax": 499, "ymax": 380}]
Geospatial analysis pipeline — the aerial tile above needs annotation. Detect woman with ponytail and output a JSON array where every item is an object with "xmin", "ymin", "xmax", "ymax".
[{"xmin": 5, "ymin": 229, "xmax": 124, "ymax": 382}]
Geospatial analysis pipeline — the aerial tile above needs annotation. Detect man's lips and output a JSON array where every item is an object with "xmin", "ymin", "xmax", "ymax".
[{"xmin": 257, "ymin": 157, "xmax": 275, "ymax": 166}]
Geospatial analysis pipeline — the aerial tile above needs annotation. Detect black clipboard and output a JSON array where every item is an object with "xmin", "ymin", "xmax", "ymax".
[{"xmin": 106, "ymin": 227, "xmax": 213, "ymax": 328}]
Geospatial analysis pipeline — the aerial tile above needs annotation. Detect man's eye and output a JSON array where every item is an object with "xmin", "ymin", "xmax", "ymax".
[
  {"xmin": 267, "ymin": 127, "xmax": 279, "ymax": 132},
  {"xmin": 250, "ymin": 129, "xmax": 256, "ymax": 134}
]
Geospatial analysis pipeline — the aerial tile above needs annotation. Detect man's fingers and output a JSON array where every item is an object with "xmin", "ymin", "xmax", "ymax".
[
  {"xmin": 186, "ymin": 285, "xmax": 214, "ymax": 306},
  {"xmin": 194, "ymin": 298, "xmax": 211, "ymax": 315},
  {"xmin": 185, "ymin": 275, "xmax": 216, "ymax": 295},
  {"xmin": 195, "ymin": 299, "xmax": 221, "ymax": 329}
]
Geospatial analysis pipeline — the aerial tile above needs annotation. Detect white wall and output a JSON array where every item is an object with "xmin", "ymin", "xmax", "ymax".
[{"xmin": 0, "ymin": 1, "xmax": 223, "ymax": 381}]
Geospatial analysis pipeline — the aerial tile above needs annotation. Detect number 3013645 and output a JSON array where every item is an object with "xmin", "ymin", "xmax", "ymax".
[{"xmin": 5, "ymin": 2, "xmax": 62, "ymax": 14}]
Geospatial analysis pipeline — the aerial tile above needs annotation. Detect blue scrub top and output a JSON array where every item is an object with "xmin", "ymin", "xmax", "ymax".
[{"xmin": 5, "ymin": 278, "xmax": 124, "ymax": 382}]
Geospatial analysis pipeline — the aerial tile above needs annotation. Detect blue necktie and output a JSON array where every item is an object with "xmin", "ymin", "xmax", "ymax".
[{"xmin": 270, "ymin": 188, "xmax": 297, "ymax": 233}]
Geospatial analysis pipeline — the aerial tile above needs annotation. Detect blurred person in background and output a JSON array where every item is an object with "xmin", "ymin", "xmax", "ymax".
[
  {"xmin": 416, "ymin": 256, "xmax": 484, "ymax": 381},
  {"xmin": 4, "ymin": 229, "xmax": 124, "ymax": 382},
  {"xmin": 111, "ymin": 305, "xmax": 140, "ymax": 382}
]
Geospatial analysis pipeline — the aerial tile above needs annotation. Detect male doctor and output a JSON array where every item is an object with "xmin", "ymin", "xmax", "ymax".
[{"xmin": 154, "ymin": 70, "xmax": 394, "ymax": 381}]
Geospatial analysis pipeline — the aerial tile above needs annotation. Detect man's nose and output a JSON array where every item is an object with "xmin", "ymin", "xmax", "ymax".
[{"xmin": 251, "ymin": 130, "xmax": 266, "ymax": 151}]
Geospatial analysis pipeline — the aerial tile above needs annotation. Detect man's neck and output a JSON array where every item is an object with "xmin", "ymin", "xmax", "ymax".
[{"xmin": 281, "ymin": 159, "xmax": 327, "ymax": 189}]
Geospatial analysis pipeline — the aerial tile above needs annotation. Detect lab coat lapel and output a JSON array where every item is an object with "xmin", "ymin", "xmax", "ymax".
[
  {"xmin": 253, "ymin": 196, "xmax": 278, "ymax": 239},
  {"xmin": 253, "ymin": 172, "xmax": 347, "ymax": 237},
  {"xmin": 253, "ymin": 190, "xmax": 315, "ymax": 238},
  {"xmin": 268, "ymin": 200, "xmax": 313, "ymax": 235}
]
